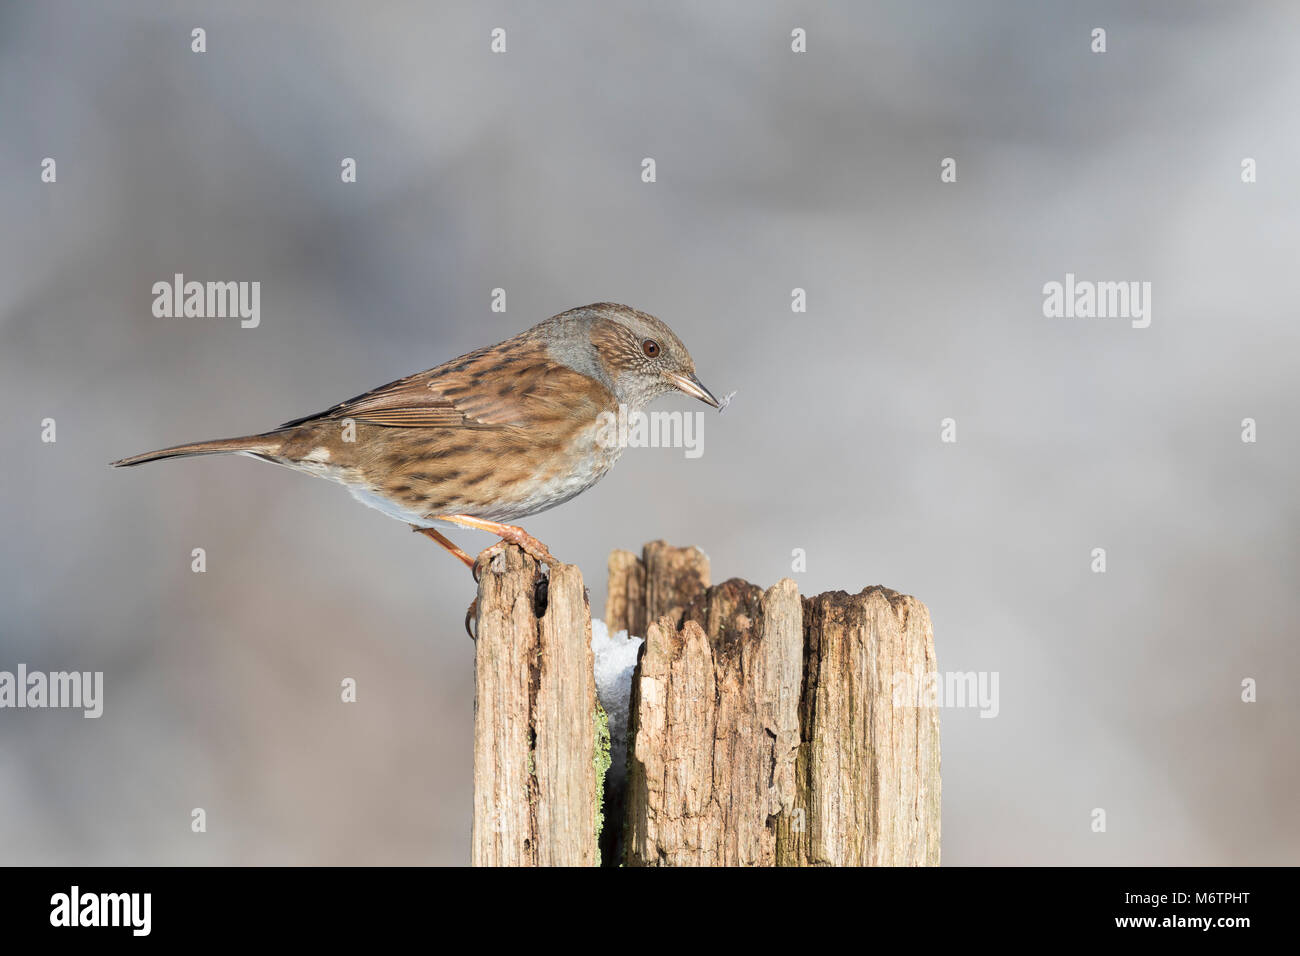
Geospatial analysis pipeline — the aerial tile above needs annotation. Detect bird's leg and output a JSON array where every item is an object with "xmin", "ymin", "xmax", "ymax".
[
  {"xmin": 411, "ymin": 525, "xmax": 480, "ymax": 640},
  {"xmin": 414, "ymin": 518, "xmax": 559, "ymax": 641},
  {"xmin": 414, "ymin": 525, "xmax": 531, "ymax": 583},
  {"xmin": 411, "ymin": 525, "xmax": 475, "ymax": 571},
  {"xmin": 411, "ymin": 526, "xmax": 479, "ymax": 637},
  {"xmin": 432, "ymin": 514, "xmax": 562, "ymax": 570}
]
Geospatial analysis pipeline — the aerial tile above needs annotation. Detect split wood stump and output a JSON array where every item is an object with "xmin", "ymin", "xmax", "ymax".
[
  {"xmin": 470, "ymin": 541, "xmax": 941, "ymax": 866},
  {"xmin": 469, "ymin": 546, "xmax": 598, "ymax": 866}
]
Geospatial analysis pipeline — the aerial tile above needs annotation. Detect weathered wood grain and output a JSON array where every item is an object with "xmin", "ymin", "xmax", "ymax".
[
  {"xmin": 605, "ymin": 549, "xmax": 646, "ymax": 638},
  {"xmin": 643, "ymin": 540, "xmax": 710, "ymax": 630},
  {"xmin": 776, "ymin": 587, "xmax": 942, "ymax": 866},
  {"xmin": 534, "ymin": 563, "xmax": 599, "ymax": 866},
  {"xmin": 625, "ymin": 578, "xmax": 804, "ymax": 866},
  {"xmin": 606, "ymin": 541, "xmax": 710, "ymax": 638},
  {"xmin": 471, "ymin": 546, "xmax": 598, "ymax": 866},
  {"xmin": 473, "ymin": 540, "xmax": 940, "ymax": 868},
  {"xmin": 624, "ymin": 564, "xmax": 940, "ymax": 867}
]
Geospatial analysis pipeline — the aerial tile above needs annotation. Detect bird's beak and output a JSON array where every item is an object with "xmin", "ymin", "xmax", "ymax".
[{"xmin": 666, "ymin": 371, "xmax": 721, "ymax": 409}]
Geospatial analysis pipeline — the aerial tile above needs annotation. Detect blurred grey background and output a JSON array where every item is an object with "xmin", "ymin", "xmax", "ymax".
[{"xmin": 2, "ymin": 0, "xmax": 1297, "ymax": 865}]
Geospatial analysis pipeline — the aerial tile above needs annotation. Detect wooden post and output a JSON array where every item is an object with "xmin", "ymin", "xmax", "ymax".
[
  {"xmin": 605, "ymin": 540, "xmax": 709, "ymax": 637},
  {"xmin": 624, "ymin": 578, "xmax": 803, "ymax": 866},
  {"xmin": 470, "ymin": 545, "xmax": 601, "ymax": 866},
  {"xmin": 619, "ymin": 551, "xmax": 941, "ymax": 867},
  {"xmin": 605, "ymin": 549, "xmax": 647, "ymax": 639},
  {"xmin": 602, "ymin": 541, "xmax": 711, "ymax": 864},
  {"xmin": 472, "ymin": 541, "xmax": 940, "ymax": 867},
  {"xmin": 776, "ymin": 587, "xmax": 942, "ymax": 866}
]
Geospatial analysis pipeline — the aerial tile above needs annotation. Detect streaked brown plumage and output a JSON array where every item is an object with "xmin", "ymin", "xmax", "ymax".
[{"xmin": 113, "ymin": 302, "xmax": 719, "ymax": 576}]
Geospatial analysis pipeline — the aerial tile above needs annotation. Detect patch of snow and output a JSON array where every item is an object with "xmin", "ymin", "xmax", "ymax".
[{"xmin": 591, "ymin": 618, "xmax": 643, "ymax": 786}]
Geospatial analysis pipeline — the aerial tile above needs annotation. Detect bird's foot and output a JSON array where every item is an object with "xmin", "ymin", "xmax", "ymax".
[
  {"xmin": 434, "ymin": 514, "xmax": 562, "ymax": 572},
  {"xmin": 492, "ymin": 527, "xmax": 560, "ymax": 570},
  {"xmin": 414, "ymin": 518, "xmax": 560, "ymax": 640}
]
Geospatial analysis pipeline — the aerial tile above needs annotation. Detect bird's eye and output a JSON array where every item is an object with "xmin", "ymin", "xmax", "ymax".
[{"xmin": 642, "ymin": 339, "xmax": 661, "ymax": 358}]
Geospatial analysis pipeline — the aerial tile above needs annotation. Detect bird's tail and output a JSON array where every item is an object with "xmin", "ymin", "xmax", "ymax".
[{"xmin": 110, "ymin": 433, "xmax": 285, "ymax": 467}]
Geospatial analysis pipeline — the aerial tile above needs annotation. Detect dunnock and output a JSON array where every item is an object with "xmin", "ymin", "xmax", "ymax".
[{"xmin": 113, "ymin": 302, "xmax": 719, "ymax": 576}]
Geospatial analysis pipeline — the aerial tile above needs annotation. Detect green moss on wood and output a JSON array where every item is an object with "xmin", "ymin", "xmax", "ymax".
[{"xmin": 593, "ymin": 702, "xmax": 612, "ymax": 862}]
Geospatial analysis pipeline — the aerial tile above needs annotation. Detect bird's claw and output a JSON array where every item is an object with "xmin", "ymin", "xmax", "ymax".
[{"xmin": 472, "ymin": 541, "xmax": 508, "ymax": 583}]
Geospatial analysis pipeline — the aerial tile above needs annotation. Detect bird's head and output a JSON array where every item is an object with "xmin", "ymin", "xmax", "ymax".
[{"xmin": 553, "ymin": 302, "xmax": 719, "ymax": 411}]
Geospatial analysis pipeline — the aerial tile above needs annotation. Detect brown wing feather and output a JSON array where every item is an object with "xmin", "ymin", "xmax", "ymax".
[{"xmin": 279, "ymin": 337, "xmax": 609, "ymax": 430}]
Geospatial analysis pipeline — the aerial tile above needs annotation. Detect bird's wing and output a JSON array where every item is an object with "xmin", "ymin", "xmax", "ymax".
[
  {"xmin": 279, "ymin": 339, "xmax": 610, "ymax": 429},
  {"xmin": 280, "ymin": 371, "xmax": 490, "ymax": 429}
]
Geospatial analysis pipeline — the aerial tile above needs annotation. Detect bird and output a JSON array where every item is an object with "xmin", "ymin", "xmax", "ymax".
[{"xmin": 112, "ymin": 302, "xmax": 720, "ymax": 590}]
